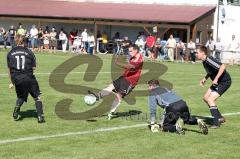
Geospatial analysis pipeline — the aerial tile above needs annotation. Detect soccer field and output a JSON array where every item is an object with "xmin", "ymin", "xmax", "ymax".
[{"xmin": 0, "ymin": 50, "xmax": 239, "ymax": 159}]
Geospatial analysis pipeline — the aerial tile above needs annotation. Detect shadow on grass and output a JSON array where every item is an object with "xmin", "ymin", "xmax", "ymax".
[
  {"xmin": 192, "ymin": 115, "xmax": 214, "ymax": 125},
  {"xmin": 101, "ymin": 110, "xmax": 143, "ymax": 120},
  {"xmin": 18, "ymin": 109, "xmax": 38, "ymax": 121}
]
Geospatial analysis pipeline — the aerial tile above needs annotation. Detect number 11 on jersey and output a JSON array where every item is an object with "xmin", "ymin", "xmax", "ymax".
[{"xmin": 15, "ymin": 55, "xmax": 25, "ymax": 70}]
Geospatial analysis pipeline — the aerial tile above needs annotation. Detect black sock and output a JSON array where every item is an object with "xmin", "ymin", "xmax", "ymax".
[
  {"xmin": 16, "ymin": 98, "xmax": 24, "ymax": 107},
  {"xmin": 35, "ymin": 101, "xmax": 44, "ymax": 116},
  {"xmin": 210, "ymin": 106, "xmax": 221, "ymax": 125},
  {"xmin": 15, "ymin": 98, "xmax": 24, "ymax": 111}
]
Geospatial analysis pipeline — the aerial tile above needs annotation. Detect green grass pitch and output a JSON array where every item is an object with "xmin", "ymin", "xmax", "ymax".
[{"xmin": 0, "ymin": 49, "xmax": 239, "ymax": 159}]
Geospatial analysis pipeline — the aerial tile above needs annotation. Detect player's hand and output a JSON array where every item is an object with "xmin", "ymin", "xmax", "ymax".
[
  {"xmin": 200, "ymin": 78, "xmax": 206, "ymax": 87},
  {"xmin": 212, "ymin": 79, "xmax": 218, "ymax": 86},
  {"xmin": 9, "ymin": 83, "xmax": 14, "ymax": 89}
]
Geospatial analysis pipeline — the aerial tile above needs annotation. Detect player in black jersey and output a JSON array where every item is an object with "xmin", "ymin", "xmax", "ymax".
[
  {"xmin": 7, "ymin": 35, "xmax": 45, "ymax": 123},
  {"xmin": 196, "ymin": 45, "xmax": 231, "ymax": 128}
]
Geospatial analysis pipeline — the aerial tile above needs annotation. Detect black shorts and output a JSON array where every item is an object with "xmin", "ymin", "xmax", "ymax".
[
  {"xmin": 162, "ymin": 100, "xmax": 190, "ymax": 126},
  {"xmin": 113, "ymin": 76, "xmax": 133, "ymax": 98},
  {"xmin": 14, "ymin": 75, "xmax": 41, "ymax": 102},
  {"xmin": 210, "ymin": 80, "xmax": 231, "ymax": 96}
]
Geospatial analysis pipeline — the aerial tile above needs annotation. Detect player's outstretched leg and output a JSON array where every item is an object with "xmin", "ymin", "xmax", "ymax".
[
  {"xmin": 13, "ymin": 98, "xmax": 24, "ymax": 121},
  {"xmin": 35, "ymin": 96, "xmax": 45, "ymax": 123}
]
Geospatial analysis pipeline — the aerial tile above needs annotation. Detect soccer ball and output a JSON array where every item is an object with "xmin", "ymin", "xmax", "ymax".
[{"xmin": 84, "ymin": 94, "xmax": 97, "ymax": 106}]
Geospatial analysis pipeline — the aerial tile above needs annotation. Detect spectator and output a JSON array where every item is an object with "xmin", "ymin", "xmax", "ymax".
[
  {"xmin": 227, "ymin": 34, "xmax": 240, "ymax": 65},
  {"xmin": 43, "ymin": 30, "xmax": 50, "ymax": 52},
  {"xmin": 68, "ymin": 29, "xmax": 77, "ymax": 52},
  {"xmin": 87, "ymin": 31, "xmax": 95, "ymax": 55},
  {"xmin": 16, "ymin": 23, "xmax": 26, "ymax": 36},
  {"xmin": 30, "ymin": 25, "xmax": 38, "ymax": 51},
  {"xmin": 166, "ymin": 34, "xmax": 176, "ymax": 62},
  {"xmin": 146, "ymin": 34, "xmax": 156, "ymax": 60},
  {"xmin": 0, "ymin": 27, "xmax": 7, "ymax": 49},
  {"xmin": 135, "ymin": 36, "xmax": 146, "ymax": 57},
  {"xmin": 6, "ymin": 25, "xmax": 16, "ymax": 48},
  {"xmin": 205, "ymin": 35, "xmax": 215, "ymax": 56},
  {"xmin": 59, "ymin": 30, "xmax": 68, "ymax": 52},
  {"xmin": 37, "ymin": 27, "xmax": 44, "ymax": 52},
  {"xmin": 187, "ymin": 39, "xmax": 196, "ymax": 63},
  {"xmin": 215, "ymin": 38, "xmax": 224, "ymax": 61},
  {"xmin": 112, "ymin": 32, "xmax": 121, "ymax": 40},
  {"xmin": 122, "ymin": 36, "xmax": 132, "ymax": 56},
  {"xmin": 177, "ymin": 40, "xmax": 186, "ymax": 63},
  {"xmin": 102, "ymin": 31, "xmax": 108, "ymax": 51},
  {"xmin": 154, "ymin": 37, "xmax": 162, "ymax": 59},
  {"xmin": 81, "ymin": 28, "xmax": 88, "ymax": 53},
  {"xmin": 49, "ymin": 27, "xmax": 57, "ymax": 53}
]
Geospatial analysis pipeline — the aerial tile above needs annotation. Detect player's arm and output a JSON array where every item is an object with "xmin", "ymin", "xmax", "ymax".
[
  {"xmin": 8, "ymin": 69, "xmax": 14, "ymax": 89},
  {"xmin": 115, "ymin": 56, "xmax": 135, "ymax": 69},
  {"xmin": 200, "ymin": 73, "xmax": 210, "ymax": 87},
  {"xmin": 213, "ymin": 64, "xmax": 226, "ymax": 85},
  {"xmin": 148, "ymin": 95, "xmax": 158, "ymax": 124}
]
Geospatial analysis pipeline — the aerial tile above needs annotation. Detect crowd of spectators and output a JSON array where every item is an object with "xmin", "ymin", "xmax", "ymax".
[{"xmin": 1, "ymin": 23, "xmax": 239, "ymax": 63}]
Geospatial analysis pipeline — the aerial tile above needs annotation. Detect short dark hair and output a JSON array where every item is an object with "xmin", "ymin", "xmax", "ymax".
[
  {"xmin": 129, "ymin": 44, "xmax": 139, "ymax": 52},
  {"xmin": 198, "ymin": 45, "xmax": 208, "ymax": 55},
  {"xmin": 148, "ymin": 79, "xmax": 160, "ymax": 86}
]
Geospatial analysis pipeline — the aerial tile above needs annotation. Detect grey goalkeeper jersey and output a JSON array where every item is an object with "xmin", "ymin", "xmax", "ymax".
[{"xmin": 148, "ymin": 86, "xmax": 182, "ymax": 109}]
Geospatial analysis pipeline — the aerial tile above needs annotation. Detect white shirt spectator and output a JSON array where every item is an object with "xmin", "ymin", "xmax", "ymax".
[
  {"xmin": 166, "ymin": 37, "xmax": 176, "ymax": 48},
  {"xmin": 81, "ymin": 29, "xmax": 88, "ymax": 42},
  {"xmin": 135, "ymin": 38, "xmax": 145, "ymax": 47},
  {"xmin": 187, "ymin": 41, "xmax": 196, "ymax": 53},
  {"xmin": 30, "ymin": 26, "xmax": 38, "ymax": 39},
  {"xmin": 215, "ymin": 40, "xmax": 224, "ymax": 52},
  {"xmin": 59, "ymin": 32, "xmax": 68, "ymax": 43},
  {"xmin": 88, "ymin": 34, "xmax": 95, "ymax": 47}
]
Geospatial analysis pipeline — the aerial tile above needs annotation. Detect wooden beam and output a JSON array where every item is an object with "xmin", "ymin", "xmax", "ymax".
[
  {"xmin": 94, "ymin": 22, "xmax": 98, "ymax": 54},
  {"xmin": 96, "ymin": 21, "xmax": 189, "ymax": 29},
  {"xmin": 191, "ymin": 24, "xmax": 197, "ymax": 42},
  {"xmin": 143, "ymin": 26, "xmax": 152, "ymax": 35},
  {"xmin": 159, "ymin": 28, "xmax": 170, "ymax": 38}
]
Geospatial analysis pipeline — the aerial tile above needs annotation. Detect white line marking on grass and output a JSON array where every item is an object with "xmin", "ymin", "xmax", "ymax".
[
  {"xmin": 0, "ymin": 123, "xmax": 147, "ymax": 145},
  {"xmin": 0, "ymin": 112, "xmax": 239, "ymax": 145}
]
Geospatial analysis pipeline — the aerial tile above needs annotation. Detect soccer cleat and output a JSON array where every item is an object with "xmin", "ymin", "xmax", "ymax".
[
  {"xmin": 175, "ymin": 118, "xmax": 185, "ymax": 135},
  {"xmin": 88, "ymin": 90, "xmax": 99, "ymax": 101},
  {"xmin": 150, "ymin": 124, "xmax": 159, "ymax": 133},
  {"xmin": 197, "ymin": 119, "xmax": 208, "ymax": 135},
  {"xmin": 37, "ymin": 115, "xmax": 45, "ymax": 123},
  {"xmin": 218, "ymin": 117, "xmax": 226, "ymax": 124},
  {"xmin": 107, "ymin": 113, "xmax": 113, "ymax": 120},
  {"xmin": 13, "ymin": 106, "xmax": 21, "ymax": 121}
]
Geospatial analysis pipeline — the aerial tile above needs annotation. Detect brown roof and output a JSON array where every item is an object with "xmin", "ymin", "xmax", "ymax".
[{"xmin": 0, "ymin": 0, "xmax": 216, "ymax": 24}]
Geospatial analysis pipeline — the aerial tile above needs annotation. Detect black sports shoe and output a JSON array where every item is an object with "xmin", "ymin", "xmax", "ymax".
[
  {"xmin": 88, "ymin": 90, "xmax": 99, "ymax": 101},
  {"xmin": 218, "ymin": 117, "xmax": 226, "ymax": 124},
  {"xmin": 38, "ymin": 115, "xmax": 45, "ymax": 123},
  {"xmin": 13, "ymin": 106, "xmax": 21, "ymax": 121}
]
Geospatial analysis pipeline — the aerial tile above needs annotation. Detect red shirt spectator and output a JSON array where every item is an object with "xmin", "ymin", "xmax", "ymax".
[{"xmin": 146, "ymin": 35, "xmax": 156, "ymax": 48}]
